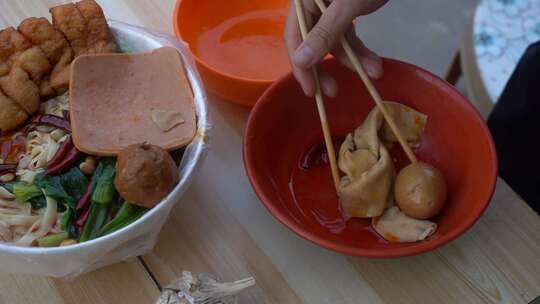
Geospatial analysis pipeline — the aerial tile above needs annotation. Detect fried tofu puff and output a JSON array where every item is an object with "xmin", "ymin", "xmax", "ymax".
[
  {"xmin": 0, "ymin": 89, "xmax": 28, "ymax": 134},
  {"xmin": 0, "ymin": 28, "xmax": 32, "ymax": 78},
  {"xmin": 18, "ymin": 17, "xmax": 73, "ymax": 95},
  {"xmin": 50, "ymin": 0, "xmax": 117, "ymax": 56},
  {"xmin": 18, "ymin": 17, "xmax": 70, "ymax": 64},
  {"xmin": 0, "ymin": 28, "xmax": 40, "ymax": 114},
  {"xmin": 50, "ymin": 3, "xmax": 88, "ymax": 56},
  {"xmin": 48, "ymin": 0, "xmax": 118, "ymax": 93},
  {"xmin": 76, "ymin": 0, "xmax": 117, "ymax": 53},
  {"xmin": 12, "ymin": 46, "xmax": 51, "ymax": 84},
  {"xmin": 0, "ymin": 27, "xmax": 32, "ymax": 63},
  {"xmin": 0, "ymin": 66, "xmax": 40, "ymax": 114}
]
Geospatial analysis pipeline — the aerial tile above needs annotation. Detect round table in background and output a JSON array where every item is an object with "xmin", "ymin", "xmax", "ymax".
[{"xmin": 450, "ymin": 0, "xmax": 540, "ymax": 116}]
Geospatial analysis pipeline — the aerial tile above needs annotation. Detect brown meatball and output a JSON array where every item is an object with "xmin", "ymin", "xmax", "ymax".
[
  {"xmin": 394, "ymin": 162, "xmax": 447, "ymax": 219},
  {"xmin": 114, "ymin": 144, "xmax": 179, "ymax": 208}
]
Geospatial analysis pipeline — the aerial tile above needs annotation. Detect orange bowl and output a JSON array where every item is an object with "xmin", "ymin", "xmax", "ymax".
[
  {"xmin": 244, "ymin": 58, "xmax": 498, "ymax": 257},
  {"xmin": 173, "ymin": 0, "xmax": 290, "ymax": 106}
]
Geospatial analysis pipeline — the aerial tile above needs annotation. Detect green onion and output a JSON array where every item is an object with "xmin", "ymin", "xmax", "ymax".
[{"xmin": 37, "ymin": 232, "xmax": 69, "ymax": 247}]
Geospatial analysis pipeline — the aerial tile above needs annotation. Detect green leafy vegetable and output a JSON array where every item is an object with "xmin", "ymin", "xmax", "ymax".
[
  {"xmin": 2, "ymin": 183, "xmax": 14, "ymax": 193},
  {"xmin": 99, "ymin": 201, "xmax": 147, "ymax": 237},
  {"xmin": 59, "ymin": 207, "xmax": 77, "ymax": 238},
  {"xmin": 59, "ymin": 167, "xmax": 88, "ymax": 202},
  {"xmin": 34, "ymin": 173, "xmax": 75, "ymax": 208},
  {"xmin": 8, "ymin": 168, "xmax": 89, "ymax": 240},
  {"xmin": 92, "ymin": 158, "xmax": 117, "ymax": 205},
  {"xmin": 60, "ymin": 208, "xmax": 72, "ymax": 230},
  {"xmin": 79, "ymin": 204, "xmax": 108, "ymax": 242},
  {"xmin": 79, "ymin": 158, "xmax": 118, "ymax": 242},
  {"xmin": 11, "ymin": 182, "xmax": 42, "ymax": 202},
  {"xmin": 8, "ymin": 168, "xmax": 88, "ymax": 212},
  {"xmin": 37, "ymin": 232, "xmax": 69, "ymax": 247},
  {"xmin": 29, "ymin": 196, "xmax": 47, "ymax": 210}
]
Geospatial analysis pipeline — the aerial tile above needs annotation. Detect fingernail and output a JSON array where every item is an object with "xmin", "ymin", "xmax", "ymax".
[
  {"xmin": 363, "ymin": 59, "xmax": 383, "ymax": 79},
  {"xmin": 363, "ymin": 60, "xmax": 377, "ymax": 78},
  {"xmin": 304, "ymin": 87, "xmax": 315, "ymax": 97},
  {"xmin": 323, "ymin": 77, "xmax": 338, "ymax": 98},
  {"xmin": 294, "ymin": 44, "xmax": 315, "ymax": 68}
]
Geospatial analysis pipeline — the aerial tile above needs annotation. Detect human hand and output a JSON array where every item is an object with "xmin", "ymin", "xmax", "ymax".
[{"xmin": 284, "ymin": 0, "xmax": 388, "ymax": 97}]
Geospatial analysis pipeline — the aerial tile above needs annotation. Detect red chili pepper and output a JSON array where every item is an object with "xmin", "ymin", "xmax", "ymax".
[
  {"xmin": 76, "ymin": 205, "xmax": 91, "ymax": 231},
  {"xmin": 0, "ymin": 164, "xmax": 16, "ymax": 175},
  {"xmin": 46, "ymin": 137, "xmax": 73, "ymax": 171},
  {"xmin": 74, "ymin": 175, "xmax": 94, "ymax": 231},
  {"xmin": 76, "ymin": 178, "xmax": 93, "ymax": 211},
  {"xmin": 0, "ymin": 135, "xmax": 26, "ymax": 165},
  {"xmin": 0, "ymin": 140, "xmax": 11, "ymax": 161},
  {"xmin": 37, "ymin": 115, "xmax": 71, "ymax": 132},
  {"xmin": 44, "ymin": 145, "xmax": 83, "ymax": 176},
  {"xmin": 23, "ymin": 114, "xmax": 71, "ymax": 134},
  {"xmin": 6, "ymin": 136, "xmax": 26, "ymax": 164}
]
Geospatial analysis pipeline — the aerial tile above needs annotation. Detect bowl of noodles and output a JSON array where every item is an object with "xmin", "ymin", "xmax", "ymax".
[{"xmin": 0, "ymin": 18, "xmax": 208, "ymax": 277}]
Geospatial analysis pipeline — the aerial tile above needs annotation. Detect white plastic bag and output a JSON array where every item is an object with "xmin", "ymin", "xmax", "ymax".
[
  {"xmin": 0, "ymin": 21, "xmax": 209, "ymax": 278},
  {"xmin": 156, "ymin": 271, "xmax": 255, "ymax": 304}
]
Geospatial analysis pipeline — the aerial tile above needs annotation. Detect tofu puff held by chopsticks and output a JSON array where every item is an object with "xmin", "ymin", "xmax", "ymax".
[
  {"xmin": 50, "ymin": 0, "xmax": 117, "ymax": 57},
  {"xmin": 18, "ymin": 17, "xmax": 74, "ymax": 95}
]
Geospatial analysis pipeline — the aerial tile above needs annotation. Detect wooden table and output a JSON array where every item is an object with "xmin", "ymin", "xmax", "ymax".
[{"xmin": 1, "ymin": 1, "xmax": 539, "ymax": 303}]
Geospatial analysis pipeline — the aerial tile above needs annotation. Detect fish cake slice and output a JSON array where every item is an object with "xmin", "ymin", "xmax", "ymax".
[
  {"xmin": 50, "ymin": 3, "xmax": 88, "ymax": 56},
  {"xmin": 0, "ymin": 90, "xmax": 28, "ymax": 134},
  {"xmin": 18, "ymin": 17, "xmax": 72, "ymax": 64},
  {"xmin": 70, "ymin": 47, "xmax": 196, "ymax": 155},
  {"xmin": 0, "ymin": 66, "xmax": 40, "ymax": 115}
]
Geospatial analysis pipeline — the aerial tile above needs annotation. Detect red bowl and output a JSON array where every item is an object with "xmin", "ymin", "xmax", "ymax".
[{"xmin": 244, "ymin": 58, "xmax": 497, "ymax": 257}]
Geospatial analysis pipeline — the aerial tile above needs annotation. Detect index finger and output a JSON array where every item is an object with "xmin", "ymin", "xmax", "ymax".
[{"xmin": 284, "ymin": 2, "xmax": 316, "ymax": 96}]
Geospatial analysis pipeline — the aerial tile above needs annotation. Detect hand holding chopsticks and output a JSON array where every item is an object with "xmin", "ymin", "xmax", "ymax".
[{"xmin": 312, "ymin": 0, "xmax": 419, "ymax": 164}]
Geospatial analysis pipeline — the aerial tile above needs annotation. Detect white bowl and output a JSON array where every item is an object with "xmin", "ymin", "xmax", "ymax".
[{"xmin": 0, "ymin": 21, "xmax": 208, "ymax": 278}]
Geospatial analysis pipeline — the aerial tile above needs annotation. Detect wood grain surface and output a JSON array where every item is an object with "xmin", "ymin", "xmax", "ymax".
[{"xmin": 0, "ymin": 1, "xmax": 538, "ymax": 304}]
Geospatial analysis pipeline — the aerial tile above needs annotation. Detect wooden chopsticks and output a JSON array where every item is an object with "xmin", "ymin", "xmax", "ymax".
[{"xmin": 293, "ymin": 0, "xmax": 341, "ymax": 192}]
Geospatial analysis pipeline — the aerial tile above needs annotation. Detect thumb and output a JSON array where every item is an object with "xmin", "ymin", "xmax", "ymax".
[{"xmin": 293, "ymin": 2, "xmax": 352, "ymax": 69}]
